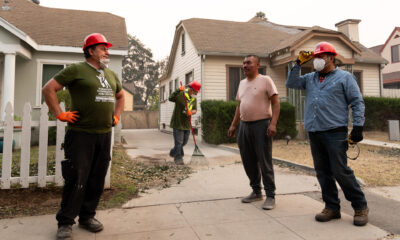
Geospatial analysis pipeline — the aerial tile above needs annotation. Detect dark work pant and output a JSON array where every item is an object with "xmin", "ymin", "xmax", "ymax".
[
  {"xmin": 170, "ymin": 128, "xmax": 190, "ymax": 161},
  {"xmin": 237, "ymin": 119, "xmax": 275, "ymax": 197},
  {"xmin": 308, "ymin": 130, "xmax": 367, "ymax": 211},
  {"xmin": 56, "ymin": 130, "xmax": 112, "ymax": 226}
]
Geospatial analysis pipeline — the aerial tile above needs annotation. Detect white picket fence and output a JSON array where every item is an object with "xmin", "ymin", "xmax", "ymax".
[
  {"xmin": 0, "ymin": 102, "xmax": 112, "ymax": 190},
  {"xmin": 383, "ymin": 88, "xmax": 400, "ymax": 98}
]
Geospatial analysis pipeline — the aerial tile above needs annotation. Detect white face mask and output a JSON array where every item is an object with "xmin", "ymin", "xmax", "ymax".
[
  {"xmin": 99, "ymin": 58, "xmax": 110, "ymax": 69},
  {"xmin": 313, "ymin": 58, "xmax": 326, "ymax": 72}
]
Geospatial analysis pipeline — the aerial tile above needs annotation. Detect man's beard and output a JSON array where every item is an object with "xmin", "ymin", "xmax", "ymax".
[{"xmin": 99, "ymin": 58, "xmax": 110, "ymax": 69}]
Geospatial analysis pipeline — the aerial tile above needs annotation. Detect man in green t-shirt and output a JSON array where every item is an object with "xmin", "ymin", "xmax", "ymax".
[
  {"xmin": 42, "ymin": 33, "xmax": 125, "ymax": 240},
  {"xmin": 169, "ymin": 81, "xmax": 201, "ymax": 165}
]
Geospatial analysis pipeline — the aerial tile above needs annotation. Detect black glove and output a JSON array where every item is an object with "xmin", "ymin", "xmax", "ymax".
[
  {"xmin": 296, "ymin": 51, "xmax": 314, "ymax": 65},
  {"xmin": 350, "ymin": 126, "xmax": 363, "ymax": 143}
]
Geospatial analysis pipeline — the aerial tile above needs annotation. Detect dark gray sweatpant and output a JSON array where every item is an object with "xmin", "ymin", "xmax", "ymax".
[{"xmin": 237, "ymin": 119, "xmax": 275, "ymax": 197}]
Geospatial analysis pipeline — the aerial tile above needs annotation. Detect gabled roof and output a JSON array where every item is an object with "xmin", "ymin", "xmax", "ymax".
[
  {"xmin": 379, "ymin": 27, "xmax": 400, "ymax": 53},
  {"xmin": 0, "ymin": 0, "xmax": 128, "ymax": 50},
  {"xmin": 369, "ymin": 44, "xmax": 383, "ymax": 55},
  {"xmin": 182, "ymin": 18, "xmax": 291, "ymax": 56},
  {"xmin": 122, "ymin": 82, "xmax": 135, "ymax": 95},
  {"xmin": 160, "ymin": 17, "xmax": 387, "ymax": 81}
]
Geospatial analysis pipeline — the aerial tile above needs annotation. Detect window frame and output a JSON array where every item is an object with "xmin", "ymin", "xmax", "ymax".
[
  {"xmin": 353, "ymin": 70, "xmax": 363, "ymax": 94},
  {"xmin": 391, "ymin": 44, "xmax": 400, "ymax": 63},
  {"xmin": 226, "ymin": 65, "xmax": 267, "ymax": 101},
  {"xmin": 181, "ymin": 33, "xmax": 186, "ymax": 56},
  {"xmin": 36, "ymin": 59, "xmax": 78, "ymax": 108},
  {"xmin": 185, "ymin": 70, "xmax": 194, "ymax": 86},
  {"xmin": 168, "ymin": 80, "xmax": 173, "ymax": 96},
  {"xmin": 160, "ymin": 85, "xmax": 166, "ymax": 102}
]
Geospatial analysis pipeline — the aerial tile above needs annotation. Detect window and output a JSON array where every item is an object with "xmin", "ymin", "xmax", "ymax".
[
  {"xmin": 175, "ymin": 78, "xmax": 179, "ymax": 90},
  {"xmin": 185, "ymin": 71, "xmax": 193, "ymax": 85},
  {"xmin": 181, "ymin": 33, "xmax": 185, "ymax": 55},
  {"xmin": 160, "ymin": 85, "xmax": 166, "ymax": 101},
  {"xmin": 353, "ymin": 71, "xmax": 363, "ymax": 93},
  {"xmin": 169, "ymin": 81, "xmax": 173, "ymax": 96},
  {"xmin": 391, "ymin": 45, "xmax": 400, "ymax": 63},
  {"xmin": 227, "ymin": 66, "xmax": 266, "ymax": 100},
  {"xmin": 41, "ymin": 64, "xmax": 65, "ymax": 102}
]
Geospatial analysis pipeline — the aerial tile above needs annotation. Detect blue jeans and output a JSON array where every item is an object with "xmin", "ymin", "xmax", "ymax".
[
  {"xmin": 170, "ymin": 129, "xmax": 190, "ymax": 161},
  {"xmin": 308, "ymin": 129, "xmax": 367, "ymax": 211}
]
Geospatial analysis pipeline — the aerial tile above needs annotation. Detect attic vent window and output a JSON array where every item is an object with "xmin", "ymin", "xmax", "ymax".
[
  {"xmin": 394, "ymin": 34, "xmax": 400, "ymax": 39},
  {"xmin": 181, "ymin": 33, "xmax": 185, "ymax": 56}
]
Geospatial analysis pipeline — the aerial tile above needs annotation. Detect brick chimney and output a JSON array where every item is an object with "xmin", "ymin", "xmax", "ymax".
[{"xmin": 335, "ymin": 19, "xmax": 361, "ymax": 42}]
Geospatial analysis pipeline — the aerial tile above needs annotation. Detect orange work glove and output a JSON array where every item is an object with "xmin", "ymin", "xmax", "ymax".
[
  {"xmin": 187, "ymin": 110, "xmax": 192, "ymax": 116},
  {"xmin": 113, "ymin": 115, "xmax": 120, "ymax": 126},
  {"xmin": 56, "ymin": 111, "xmax": 79, "ymax": 123},
  {"xmin": 179, "ymin": 86, "xmax": 185, "ymax": 91}
]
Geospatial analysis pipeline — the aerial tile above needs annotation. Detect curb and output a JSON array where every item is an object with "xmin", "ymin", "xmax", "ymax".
[{"xmin": 215, "ymin": 144, "xmax": 366, "ymax": 187}]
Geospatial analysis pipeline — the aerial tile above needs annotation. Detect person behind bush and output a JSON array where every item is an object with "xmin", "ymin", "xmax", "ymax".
[
  {"xmin": 228, "ymin": 55, "xmax": 280, "ymax": 210},
  {"xmin": 286, "ymin": 42, "xmax": 368, "ymax": 226}
]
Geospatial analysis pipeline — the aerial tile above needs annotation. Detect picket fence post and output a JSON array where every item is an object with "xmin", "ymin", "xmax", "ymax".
[
  {"xmin": 38, "ymin": 103, "xmax": 49, "ymax": 187},
  {"xmin": 55, "ymin": 102, "xmax": 66, "ymax": 186},
  {"xmin": 1, "ymin": 102, "xmax": 13, "ymax": 189},
  {"xmin": 20, "ymin": 102, "xmax": 32, "ymax": 188}
]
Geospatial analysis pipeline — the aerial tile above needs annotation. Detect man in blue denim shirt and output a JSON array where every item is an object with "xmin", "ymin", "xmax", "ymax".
[{"xmin": 286, "ymin": 42, "xmax": 369, "ymax": 226}]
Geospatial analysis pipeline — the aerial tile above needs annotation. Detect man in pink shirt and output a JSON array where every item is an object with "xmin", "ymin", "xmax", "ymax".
[{"xmin": 228, "ymin": 55, "xmax": 280, "ymax": 210}]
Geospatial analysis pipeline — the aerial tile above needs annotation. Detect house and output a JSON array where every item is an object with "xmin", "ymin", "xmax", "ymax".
[
  {"xmin": 158, "ymin": 16, "xmax": 387, "ymax": 137},
  {"xmin": 0, "ymin": 0, "xmax": 128, "ymax": 120},
  {"xmin": 370, "ymin": 27, "xmax": 400, "ymax": 89},
  {"xmin": 122, "ymin": 82, "xmax": 135, "ymax": 111}
]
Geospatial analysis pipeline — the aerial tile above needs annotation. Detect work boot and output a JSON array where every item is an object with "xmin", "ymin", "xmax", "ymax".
[
  {"xmin": 262, "ymin": 197, "xmax": 275, "ymax": 210},
  {"xmin": 315, "ymin": 208, "xmax": 341, "ymax": 222},
  {"xmin": 56, "ymin": 225, "xmax": 72, "ymax": 240},
  {"xmin": 241, "ymin": 191, "xmax": 262, "ymax": 203},
  {"xmin": 354, "ymin": 207, "xmax": 369, "ymax": 226},
  {"xmin": 78, "ymin": 218, "xmax": 104, "ymax": 232}
]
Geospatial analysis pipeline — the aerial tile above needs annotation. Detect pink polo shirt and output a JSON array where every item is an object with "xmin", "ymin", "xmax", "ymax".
[{"xmin": 236, "ymin": 74, "xmax": 278, "ymax": 122}]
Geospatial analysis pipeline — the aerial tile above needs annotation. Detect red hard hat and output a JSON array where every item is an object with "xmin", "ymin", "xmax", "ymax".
[
  {"xmin": 83, "ymin": 33, "xmax": 112, "ymax": 51},
  {"xmin": 189, "ymin": 81, "xmax": 201, "ymax": 92},
  {"xmin": 313, "ymin": 42, "xmax": 337, "ymax": 57}
]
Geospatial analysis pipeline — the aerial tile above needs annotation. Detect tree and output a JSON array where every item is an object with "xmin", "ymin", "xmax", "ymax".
[{"xmin": 122, "ymin": 35, "xmax": 167, "ymax": 109}]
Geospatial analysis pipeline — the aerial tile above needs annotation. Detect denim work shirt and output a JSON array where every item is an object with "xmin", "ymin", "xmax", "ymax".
[{"xmin": 286, "ymin": 65, "xmax": 365, "ymax": 132}]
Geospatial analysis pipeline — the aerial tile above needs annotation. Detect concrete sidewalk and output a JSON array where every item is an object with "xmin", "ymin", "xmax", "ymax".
[{"xmin": 0, "ymin": 129, "xmax": 391, "ymax": 240}]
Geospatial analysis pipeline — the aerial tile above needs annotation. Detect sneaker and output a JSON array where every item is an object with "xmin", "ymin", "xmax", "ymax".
[
  {"xmin": 56, "ymin": 225, "xmax": 72, "ymax": 240},
  {"xmin": 241, "ymin": 191, "xmax": 262, "ymax": 203},
  {"xmin": 262, "ymin": 197, "xmax": 275, "ymax": 210},
  {"xmin": 354, "ymin": 207, "xmax": 369, "ymax": 226},
  {"xmin": 315, "ymin": 208, "xmax": 341, "ymax": 222},
  {"xmin": 78, "ymin": 218, "xmax": 104, "ymax": 233}
]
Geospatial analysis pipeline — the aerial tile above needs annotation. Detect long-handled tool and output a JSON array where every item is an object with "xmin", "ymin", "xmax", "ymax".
[{"xmin": 181, "ymin": 82, "xmax": 207, "ymax": 165}]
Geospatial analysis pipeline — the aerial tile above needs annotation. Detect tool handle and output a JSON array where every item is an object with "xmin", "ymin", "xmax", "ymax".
[{"xmin": 181, "ymin": 81, "xmax": 197, "ymax": 146}]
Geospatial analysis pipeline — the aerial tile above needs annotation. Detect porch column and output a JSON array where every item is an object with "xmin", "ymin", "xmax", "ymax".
[{"xmin": 1, "ymin": 53, "xmax": 16, "ymax": 120}]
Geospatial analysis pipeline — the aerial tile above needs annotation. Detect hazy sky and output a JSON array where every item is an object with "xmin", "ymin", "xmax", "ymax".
[{"xmin": 40, "ymin": 0, "xmax": 399, "ymax": 60}]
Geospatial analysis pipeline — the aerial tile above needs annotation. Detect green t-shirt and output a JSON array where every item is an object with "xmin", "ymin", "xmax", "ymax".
[
  {"xmin": 169, "ymin": 89, "xmax": 197, "ymax": 130},
  {"xmin": 54, "ymin": 62, "xmax": 122, "ymax": 134}
]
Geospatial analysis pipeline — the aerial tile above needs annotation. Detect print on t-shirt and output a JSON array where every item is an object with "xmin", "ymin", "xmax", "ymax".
[{"xmin": 95, "ymin": 71, "xmax": 115, "ymax": 103}]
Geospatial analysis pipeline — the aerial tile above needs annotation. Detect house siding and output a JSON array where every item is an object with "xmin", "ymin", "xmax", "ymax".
[
  {"xmin": 381, "ymin": 29, "xmax": 400, "ymax": 73},
  {"xmin": 13, "ymin": 51, "xmax": 124, "ymax": 119},
  {"xmin": 159, "ymin": 29, "xmax": 201, "ymax": 131},
  {"xmin": 353, "ymin": 63, "xmax": 381, "ymax": 96}
]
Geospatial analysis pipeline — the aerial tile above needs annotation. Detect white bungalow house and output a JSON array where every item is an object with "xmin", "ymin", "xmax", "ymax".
[
  {"xmin": 0, "ymin": 0, "xmax": 128, "ymax": 120},
  {"xmin": 370, "ymin": 27, "xmax": 400, "ymax": 89},
  {"xmin": 158, "ymin": 16, "xmax": 387, "ymax": 137}
]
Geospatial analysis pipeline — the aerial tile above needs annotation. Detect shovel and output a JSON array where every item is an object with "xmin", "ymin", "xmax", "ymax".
[{"xmin": 181, "ymin": 82, "xmax": 208, "ymax": 165}]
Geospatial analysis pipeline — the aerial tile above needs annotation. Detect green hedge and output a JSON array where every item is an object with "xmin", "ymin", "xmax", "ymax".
[
  {"xmin": 364, "ymin": 96, "xmax": 400, "ymax": 131},
  {"xmin": 201, "ymin": 100, "xmax": 297, "ymax": 144}
]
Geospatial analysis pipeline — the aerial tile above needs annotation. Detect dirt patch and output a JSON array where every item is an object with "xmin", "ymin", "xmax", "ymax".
[
  {"xmin": 0, "ymin": 145, "xmax": 192, "ymax": 219},
  {"xmin": 224, "ymin": 132, "xmax": 400, "ymax": 187}
]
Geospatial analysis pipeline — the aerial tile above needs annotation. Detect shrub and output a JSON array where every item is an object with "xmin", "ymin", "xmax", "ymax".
[
  {"xmin": 201, "ymin": 100, "xmax": 297, "ymax": 144},
  {"xmin": 364, "ymin": 96, "xmax": 400, "ymax": 131}
]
